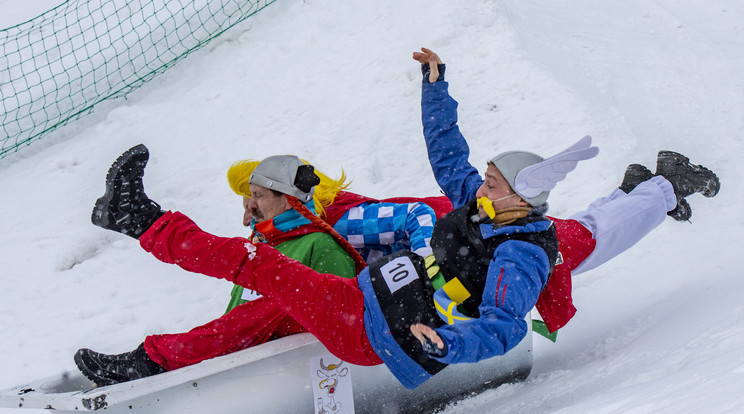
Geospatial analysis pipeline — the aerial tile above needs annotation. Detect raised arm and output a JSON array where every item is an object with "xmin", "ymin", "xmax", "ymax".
[{"xmin": 413, "ymin": 48, "xmax": 484, "ymax": 208}]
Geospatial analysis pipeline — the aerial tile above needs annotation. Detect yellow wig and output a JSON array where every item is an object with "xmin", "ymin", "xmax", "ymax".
[{"xmin": 226, "ymin": 159, "xmax": 350, "ymax": 218}]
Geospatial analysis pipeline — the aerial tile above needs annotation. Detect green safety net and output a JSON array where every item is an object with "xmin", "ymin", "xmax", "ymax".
[{"xmin": 0, "ymin": 0, "xmax": 277, "ymax": 160}]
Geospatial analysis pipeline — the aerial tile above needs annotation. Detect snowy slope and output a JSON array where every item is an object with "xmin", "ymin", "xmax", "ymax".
[{"xmin": 1, "ymin": 1, "xmax": 743, "ymax": 413}]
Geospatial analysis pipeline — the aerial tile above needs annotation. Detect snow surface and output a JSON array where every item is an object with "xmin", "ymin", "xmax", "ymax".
[{"xmin": 1, "ymin": 0, "xmax": 743, "ymax": 413}]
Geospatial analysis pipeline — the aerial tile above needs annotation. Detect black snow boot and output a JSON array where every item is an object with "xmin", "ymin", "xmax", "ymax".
[
  {"xmin": 666, "ymin": 198, "xmax": 692, "ymax": 222},
  {"xmin": 655, "ymin": 151, "xmax": 720, "ymax": 222},
  {"xmin": 619, "ymin": 164, "xmax": 654, "ymax": 193},
  {"xmin": 74, "ymin": 343, "xmax": 165, "ymax": 387},
  {"xmin": 91, "ymin": 144, "xmax": 164, "ymax": 239},
  {"xmin": 656, "ymin": 150, "xmax": 720, "ymax": 198}
]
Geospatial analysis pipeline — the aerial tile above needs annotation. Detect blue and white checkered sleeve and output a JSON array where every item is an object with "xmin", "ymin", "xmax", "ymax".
[
  {"xmin": 401, "ymin": 202, "xmax": 435, "ymax": 257},
  {"xmin": 332, "ymin": 201, "xmax": 435, "ymax": 258}
]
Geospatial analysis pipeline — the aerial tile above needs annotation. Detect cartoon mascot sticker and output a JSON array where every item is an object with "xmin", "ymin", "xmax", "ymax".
[{"xmin": 309, "ymin": 354, "xmax": 354, "ymax": 414}]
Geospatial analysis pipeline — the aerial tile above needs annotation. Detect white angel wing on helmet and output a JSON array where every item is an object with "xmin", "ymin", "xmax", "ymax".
[{"xmin": 513, "ymin": 135, "xmax": 599, "ymax": 198}]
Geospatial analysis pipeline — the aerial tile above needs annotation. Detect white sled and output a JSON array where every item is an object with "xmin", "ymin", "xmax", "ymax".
[{"xmin": 0, "ymin": 323, "xmax": 533, "ymax": 413}]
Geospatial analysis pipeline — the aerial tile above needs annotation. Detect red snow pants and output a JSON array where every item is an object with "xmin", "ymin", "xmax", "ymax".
[
  {"xmin": 144, "ymin": 297, "xmax": 306, "ymax": 371},
  {"xmin": 140, "ymin": 211, "xmax": 383, "ymax": 367}
]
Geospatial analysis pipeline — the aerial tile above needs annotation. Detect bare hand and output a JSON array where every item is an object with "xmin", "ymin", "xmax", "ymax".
[
  {"xmin": 412, "ymin": 47, "xmax": 442, "ymax": 83},
  {"xmin": 410, "ymin": 323, "xmax": 444, "ymax": 350}
]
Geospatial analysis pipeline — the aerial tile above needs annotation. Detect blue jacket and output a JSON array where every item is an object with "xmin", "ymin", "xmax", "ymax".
[
  {"xmin": 421, "ymin": 77, "xmax": 485, "ymax": 210},
  {"xmin": 359, "ymin": 73, "xmax": 554, "ymax": 389}
]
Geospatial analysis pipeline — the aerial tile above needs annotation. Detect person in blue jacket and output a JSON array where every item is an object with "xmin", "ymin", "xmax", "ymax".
[{"xmin": 411, "ymin": 46, "xmax": 720, "ymax": 338}]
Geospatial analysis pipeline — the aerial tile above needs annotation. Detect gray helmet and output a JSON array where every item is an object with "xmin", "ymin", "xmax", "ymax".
[
  {"xmin": 489, "ymin": 136, "xmax": 599, "ymax": 208},
  {"xmin": 249, "ymin": 155, "xmax": 319, "ymax": 202},
  {"xmin": 489, "ymin": 151, "xmax": 547, "ymax": 207}
]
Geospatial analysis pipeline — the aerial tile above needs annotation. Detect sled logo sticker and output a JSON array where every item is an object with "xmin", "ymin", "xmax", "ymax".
[
  {"xmin": 380, "ymin": 256, "xmax": 417, "ymax": 294},
  {"xmin": 309, "ymin": 354, "xmax": 354, "ymax": 414}
]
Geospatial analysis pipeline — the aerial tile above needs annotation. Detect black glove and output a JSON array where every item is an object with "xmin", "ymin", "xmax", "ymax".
[
  {"xmin": 422, "ymin": 337, "xmax": 448, "ymax": 358},
  {"xmin": 421, "ymin": 63, "xmax": 446, "ymax": 84}
]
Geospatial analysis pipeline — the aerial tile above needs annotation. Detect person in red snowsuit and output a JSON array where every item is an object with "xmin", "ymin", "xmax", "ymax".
[
  {"xmin": 74, "ymin": 153, "xmax": 361, "ymax": 385},
  {"xmin": 142, "ymin": 193, "xmax": 359, "ymax": 372}
]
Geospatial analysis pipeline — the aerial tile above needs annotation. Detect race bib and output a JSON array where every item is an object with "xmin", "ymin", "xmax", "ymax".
[{"xmin": 379, "ymin": 255, "xmax": 418, "ymax": 294}]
